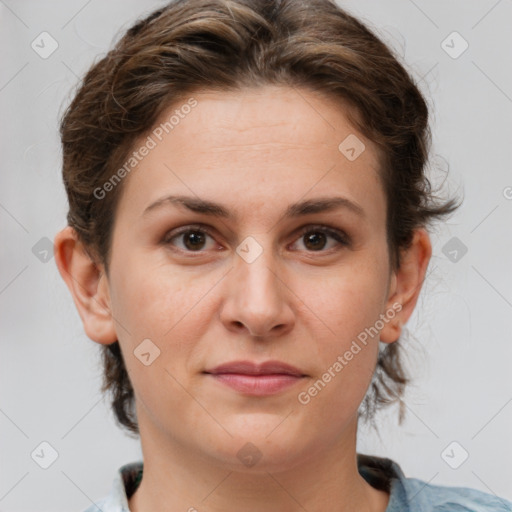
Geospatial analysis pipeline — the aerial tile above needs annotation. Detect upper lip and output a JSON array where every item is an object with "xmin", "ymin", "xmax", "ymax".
[{"xmin": 204, "ymin": 360, "xmax": 305, "ymax": 377}]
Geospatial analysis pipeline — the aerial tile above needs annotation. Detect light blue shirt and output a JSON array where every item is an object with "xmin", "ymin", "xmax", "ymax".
[{"xmin": 82, "ymin": 455, "xmax": 512, "ymax": 511}]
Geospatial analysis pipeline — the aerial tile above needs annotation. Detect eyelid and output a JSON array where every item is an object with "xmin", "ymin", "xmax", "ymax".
[
  {"xmin": 162, "ymin": 222, "xmax": 351, "ymax": 253},
  {"xmin": 161, "ymin": 223, "xmax": 219, "ymax": 246},
  {"xmin": 292, "ymin": 224, "xmax": 351, "ymax": 247}
]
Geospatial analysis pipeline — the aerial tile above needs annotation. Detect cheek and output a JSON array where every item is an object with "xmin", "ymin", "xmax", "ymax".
[
  {"xmin": 109, "ymin": 259, "xmax": 212, "ymax": 419},
  {"xmin": 109, "ymin": 255, "xmax": 220, "ymax": 385},
  {"xmin": 111, "ymin": 254, "xmax": 202, "ymax": 334},
  {"xmin": 297, "ymin": 308, "xmax": 381, "ymax": 430},
  {"xmin": 304, "ymin": 253, "xmax": 390, "ymax": 345},
  {"xmin": 294, "ymin": 253, "xmax": 390, "ymax": 406}
]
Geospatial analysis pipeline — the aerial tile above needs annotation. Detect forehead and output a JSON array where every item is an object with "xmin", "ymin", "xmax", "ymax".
[
  {"xmin": 169, "ymin": 85, "xmax": 375, "ymax": 152},
  {"xmin": 114, "ymin": 85, "xmax": 385, "ymax": 224}
]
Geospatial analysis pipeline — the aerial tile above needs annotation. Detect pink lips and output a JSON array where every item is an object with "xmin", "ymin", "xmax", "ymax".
[{"xmin": 204, "ymin": 360, "xmax": 306, "ymax": 396}]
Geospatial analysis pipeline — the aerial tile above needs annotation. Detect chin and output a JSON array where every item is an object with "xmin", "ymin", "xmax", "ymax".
[{"xmin": 204, "ymin": 427, "xmax": 316, "ymax": 474}]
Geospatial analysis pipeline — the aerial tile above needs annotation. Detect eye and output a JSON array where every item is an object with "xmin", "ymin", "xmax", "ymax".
[
  {"xmin": 162, "ymin": 224, "xmax": 351, "ymax": 254},
  {"xmin": 290, "ymin": 225, "xmax": 351, "ymax": 252},
  {"xmin": 162, "ymin": 224, "xmax": 218, "ymax": 253}
]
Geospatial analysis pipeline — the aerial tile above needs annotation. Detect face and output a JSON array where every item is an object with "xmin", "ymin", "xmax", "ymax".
[{"xmin": 87, "ymin": 85, "xmax": 401, "ymax": 471}]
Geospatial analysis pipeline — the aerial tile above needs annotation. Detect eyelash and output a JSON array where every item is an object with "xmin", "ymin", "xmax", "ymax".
[{"xmin": 161, "ymin": 223, "xmax": 351, "ymax": 255}]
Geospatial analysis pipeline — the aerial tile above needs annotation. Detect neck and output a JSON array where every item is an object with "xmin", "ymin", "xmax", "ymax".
[{"xmin": 128, "ymin": 415, "xmax": 389, "ymax": 512}]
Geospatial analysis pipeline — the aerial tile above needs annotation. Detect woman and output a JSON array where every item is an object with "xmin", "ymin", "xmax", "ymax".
[{"xmin": 53, "ymin": 0, "xmax": 512, "ymax": 510}]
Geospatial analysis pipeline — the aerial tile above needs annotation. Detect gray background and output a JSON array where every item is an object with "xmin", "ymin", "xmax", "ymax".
[{"xmin": 1, "ymin": 0, "xmax": 511, "ymax": 510}]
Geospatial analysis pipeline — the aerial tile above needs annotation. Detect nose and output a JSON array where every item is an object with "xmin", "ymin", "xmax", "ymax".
[{"xmin": 219, "ymin": 242, "xmax": 295, "ymax": 339}]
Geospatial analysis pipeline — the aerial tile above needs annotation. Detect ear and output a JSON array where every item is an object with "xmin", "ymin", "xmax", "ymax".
[
  {"xmin": 380, "ymin": 228, "xmax": 432, "ymax": 343},
  {"xmin": 54, "ymin": 226, "xmax": 117, "ymax": 345}
]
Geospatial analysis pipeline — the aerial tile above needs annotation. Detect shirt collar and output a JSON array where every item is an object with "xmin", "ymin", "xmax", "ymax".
[{"xmin": 106, "ymin": 454, "xmax": 407, "ymax": 511}]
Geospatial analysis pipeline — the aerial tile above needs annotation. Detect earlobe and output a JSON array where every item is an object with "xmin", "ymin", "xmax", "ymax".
[
  {"xmin": 54, "ymin": 226, "xmax": 118, "ymax": 345},
  {"xmin": 380, "ymin": 228, "xmax": 432, "ymax": 344}
]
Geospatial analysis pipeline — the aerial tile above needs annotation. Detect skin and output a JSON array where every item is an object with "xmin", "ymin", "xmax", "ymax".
[{"xmin": 54, "ymin": 85, "xmax": 431, "ymax": 512}]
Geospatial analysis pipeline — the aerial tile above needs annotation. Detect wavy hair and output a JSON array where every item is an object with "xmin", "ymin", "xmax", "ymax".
[{"xmin": 60, "ymin": 0, "xmax": 458, "ymax": 436}]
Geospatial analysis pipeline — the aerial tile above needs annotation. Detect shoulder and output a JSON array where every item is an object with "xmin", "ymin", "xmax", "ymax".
[
  {"xmin": 78, "ymin": 460, "xmax": 143, "ymax": 512},
  {"xmin": 397, "ymin": 476, "xmax": 512, "ymax": 511},
  {"xmin": 357, "ymin": 454, "xmax": 512, "ymax": 512}
]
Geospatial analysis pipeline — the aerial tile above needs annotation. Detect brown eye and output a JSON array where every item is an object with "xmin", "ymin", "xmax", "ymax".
[
  {"xmin": 162, "ymin": 223, "xmax": 350, "ymax": 255},
  {"xmin": 291, "ymin": 226, "xmax": 350, "ymax": 253},
  {"xmin": 163, "ymin": 226, "xmax": 217, "ymax": 252},
  {"xmin": 181, "ymin": 231, "xmax": 208, "ymax": 251},
  {"xmin": 303, "ymin": 231, "xmax": 328, "ymax": 251}
]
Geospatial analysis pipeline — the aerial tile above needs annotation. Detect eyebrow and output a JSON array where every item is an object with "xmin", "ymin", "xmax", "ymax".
[{"xmin": 141, "ymin": 194, "xmax": 365, "ymax": 220}]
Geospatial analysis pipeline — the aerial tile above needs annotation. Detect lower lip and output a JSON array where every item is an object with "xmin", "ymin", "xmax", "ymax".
[{"xmin": 206, "ymin": 373, "xmax": 304, "ymax": 395}]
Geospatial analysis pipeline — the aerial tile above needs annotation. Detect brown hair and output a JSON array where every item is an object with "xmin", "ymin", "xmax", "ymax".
[{"xmin": 59, "ymin": 0, "xmax": 458, "ymax": 436}]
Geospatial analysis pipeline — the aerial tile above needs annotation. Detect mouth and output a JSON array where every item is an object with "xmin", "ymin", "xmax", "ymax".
[{"xmin": 203, "ymin": 360, "xmax": 306, "ymax": 396}]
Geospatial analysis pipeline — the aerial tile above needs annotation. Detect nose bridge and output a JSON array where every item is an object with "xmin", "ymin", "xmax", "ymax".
[
  {"xmin": 223, "ymin": 232, "xmax": 292, "ymax": 337},
  {"xmin": 235, "ymin": 233, "xmax": 281, "ymax": 304}
]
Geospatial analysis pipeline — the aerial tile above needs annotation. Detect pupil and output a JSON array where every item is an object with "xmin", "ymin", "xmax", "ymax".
[
  {"xmin": 305, "ymin": 232, "xmax": 326, "ymax": 250},
  {"xmin": 182, "ymin": 231, "xmax": 327, "ymax": 251},
  {"xmin": 185, "ymin": 231, "xmax": 205, "ymax": 250}
]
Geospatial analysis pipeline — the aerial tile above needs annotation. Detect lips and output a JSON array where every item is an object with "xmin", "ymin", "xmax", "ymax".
[
  {"xmin": 203, "ymin": 360, "xmax": 306, "ymax": 396},
  {"xmin": 204, "ymin": 360, "xmax": 305, "ymax": 377}
]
